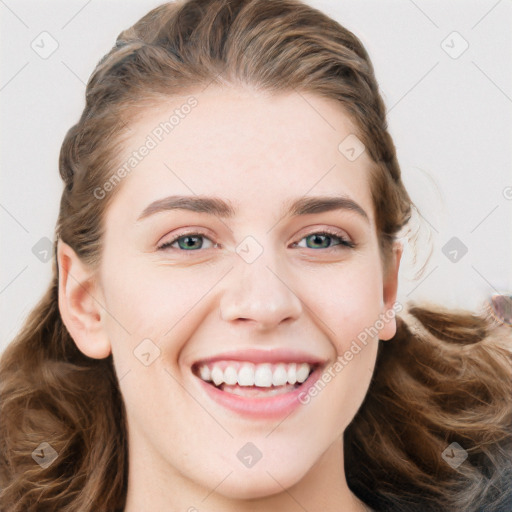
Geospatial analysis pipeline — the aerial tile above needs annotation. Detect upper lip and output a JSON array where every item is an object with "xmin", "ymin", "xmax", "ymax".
[{"xmin": 191, "ymin": 348, "xmax": 328, "ymax": 367}]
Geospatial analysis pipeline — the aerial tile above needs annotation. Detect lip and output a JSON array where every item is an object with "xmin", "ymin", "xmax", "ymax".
[
  {"xmin": 192, "ymin": 363, "xmax": 326, "ymax": 420},
  {"xmin": 192, "ymin": 348, "xmax": 327, "ymax": 367}
]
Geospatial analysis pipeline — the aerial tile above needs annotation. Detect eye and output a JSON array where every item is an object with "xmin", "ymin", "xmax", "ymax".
[
  {"xmin": 157, "ymin": 232, "xmax": 216, "ymax": 251},
  {"xmin": 294, "ymin": 230, "xmax": 355, "ymax": 250},
  {"xmin": 156, "ymin": 229, "xmax": 354, "ymax": 253}
]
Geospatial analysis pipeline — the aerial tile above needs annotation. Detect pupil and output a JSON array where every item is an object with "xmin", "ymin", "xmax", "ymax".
[
  {"xmin": 309, "ymin": 234, "xmax": 329, "ymax": 248},
  {"xmin": 181, "ymin": 236, "xmax": 201, "ymax": 250}
]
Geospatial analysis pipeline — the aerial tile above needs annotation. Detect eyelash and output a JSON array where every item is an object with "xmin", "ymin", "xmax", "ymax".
[
  {"xmin": 157, "ymin": 229, "xmax": 355, "ymax": 252},
  {"xmin": 292, "ymin": 229, "xmax": 356, "ymax": 250}
]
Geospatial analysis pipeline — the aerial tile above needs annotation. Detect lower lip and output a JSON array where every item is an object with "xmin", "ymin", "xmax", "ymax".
[{"xmin": 194, "ymin": 366, "xmax": 324, "ymax": 419}]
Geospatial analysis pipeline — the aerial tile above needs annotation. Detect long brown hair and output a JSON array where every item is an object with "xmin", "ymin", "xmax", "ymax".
[{"xmin": 1, "ymin": 1, "xmax": 510, "ymax": 511}]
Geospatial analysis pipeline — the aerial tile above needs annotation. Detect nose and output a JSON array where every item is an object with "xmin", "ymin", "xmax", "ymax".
[{"xmin": 219, "ymin": 254, "xmax": 303, "ymax": 331}]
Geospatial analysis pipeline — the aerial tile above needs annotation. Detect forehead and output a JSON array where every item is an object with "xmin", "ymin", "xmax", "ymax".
[{"xmin": 105, "ymin": 86, "xmax": 375, "ymax": 226}]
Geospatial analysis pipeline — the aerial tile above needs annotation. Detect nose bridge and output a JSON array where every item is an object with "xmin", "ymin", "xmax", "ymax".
[{"xmin": 220, "ymin": 242, "xmax": 302, "ymax": 329}]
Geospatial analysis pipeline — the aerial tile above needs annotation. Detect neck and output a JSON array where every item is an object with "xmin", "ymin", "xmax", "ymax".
[{"xmin": 124, "ymin": 434, "xmax": 369, "ymax": 512}]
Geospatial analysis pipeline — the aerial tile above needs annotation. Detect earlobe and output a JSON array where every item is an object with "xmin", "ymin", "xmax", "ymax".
[
  {"xmin": 57, "ymin": 239, "xmax": 111, "ymax": 359},
  {"xmin": 379, "ymin": 240, "xmax": 403, "ymax": 341}
]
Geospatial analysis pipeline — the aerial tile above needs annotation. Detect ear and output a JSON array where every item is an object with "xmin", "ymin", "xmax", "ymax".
[
  {"xmin": 378, "ymin": 240, "xmax": 403, "ymax": 341},
  {"xmin": 57, "ymin": 238, "xmax": 111, "ymax": 359}
]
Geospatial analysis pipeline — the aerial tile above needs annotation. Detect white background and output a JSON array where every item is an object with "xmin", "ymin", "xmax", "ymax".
[{"xmin": 1, "ymin": 0, "xmax": 511, "ymax": 354}]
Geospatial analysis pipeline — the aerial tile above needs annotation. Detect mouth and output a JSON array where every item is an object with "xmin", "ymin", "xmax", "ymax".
[
  {"xmin": 189, "ymin": 348, "xmax": 328, "ymax": 418},
  {"xmin": 191, "ymin": 360, "xmax": 319, "ymax": 398}
]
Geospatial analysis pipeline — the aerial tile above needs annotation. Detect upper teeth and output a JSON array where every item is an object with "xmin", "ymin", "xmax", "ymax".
[{"xmin": 197, "ymin": 362, "xmax": 313, "ymax": 387}]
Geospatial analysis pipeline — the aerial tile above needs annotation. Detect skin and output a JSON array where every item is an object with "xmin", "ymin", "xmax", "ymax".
[{"xmin": 58, "ymin": 86, "xmax": 402, "ymax": 512}]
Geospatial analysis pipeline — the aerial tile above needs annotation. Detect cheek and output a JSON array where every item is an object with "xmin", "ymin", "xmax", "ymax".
[
  {"xmin": 298, "ymin": 255, "xmax": 385, "ymax": 353},
  {"xmin": 300, "ymin": 264, "xmax": 383, "ymax": 425},
  {"xmin": 98, "ymin": 255, "xmax": 228, "ymax": 358},
  {"xmin": 294, "ymin": 262, "xmax": 383, "ymax": 434}
]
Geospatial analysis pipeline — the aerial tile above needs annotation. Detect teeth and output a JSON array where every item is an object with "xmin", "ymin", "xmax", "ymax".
[
  {"xmin": 238, "ymin": 363, "xmax": 255, "ymax": 386},
  {"xmin": 211, "ymin": 366, "xmax": 224, "ymax": 386},
  {"xmin": 296, "ymin": 363, "xmax": 310, "ymax": 383},
  {"xmin": 272, "ymin": 364, "xmax": 288, "ymax": 386},
  {"xmin": 196, "ymin": 361, "xmax": 314, "ymax": 388},
  {"xmin": 223, "ymin": 366, "xmax": 238, "ymax": 385},
  {"xmin": 223, "ymin": 383, "xmax": 297, "ymax": 397},
  {"xmin": 287, "ymin": 363, "xmax": 297, "ymax": 385},
  {"xmin": 254, "ymin": 364, "xmax": 272, "ymax": 387},
  {"xmin": 199, "ymin": 365, "xmax": 211, "ymax": 381}
]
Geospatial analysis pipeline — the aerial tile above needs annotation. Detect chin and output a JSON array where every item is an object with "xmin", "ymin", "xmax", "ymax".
[
  {"xmin": 209, "ymin": 464, "xmax": 306, "ymax": 500},
  {"xmin": 216, "ymin": 479, "xmax": 290, "ymax": 500}
]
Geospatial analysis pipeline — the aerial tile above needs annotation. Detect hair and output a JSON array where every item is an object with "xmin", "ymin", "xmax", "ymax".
[{"xmin": 1, "ymin": 1, "xmax": 511, "ymax": 511}]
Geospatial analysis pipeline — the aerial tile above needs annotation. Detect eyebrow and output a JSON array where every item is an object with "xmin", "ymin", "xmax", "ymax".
[{"xmin": 136, "ymin": 194, "xmax": 369, "ymax": 223}]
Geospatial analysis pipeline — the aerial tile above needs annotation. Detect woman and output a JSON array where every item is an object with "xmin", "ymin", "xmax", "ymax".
[{"xmin": 0, "ymin": 1, "xmax": 510, "ymax": 511}]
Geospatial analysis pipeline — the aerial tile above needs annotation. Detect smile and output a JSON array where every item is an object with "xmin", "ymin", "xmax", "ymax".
[
  {"xmin": 191, "ymin": 357, "xmax": 325, "ymax": 419},
  {"xmin": 196, "ymin": 361, "xmax": 314, "ymax": 390}
]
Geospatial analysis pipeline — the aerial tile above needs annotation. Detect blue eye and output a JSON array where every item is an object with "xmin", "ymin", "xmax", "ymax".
[
  {"xmin": 158, "ymin": 233, "xmax": 215, "ymax": 251},
  {"xmin": 157, "ymin": 230, "xmax": 355, "ymax": 252},
  {"xmin": 296, "ymin": 232, "xmax": 355, "ymax": 250}
]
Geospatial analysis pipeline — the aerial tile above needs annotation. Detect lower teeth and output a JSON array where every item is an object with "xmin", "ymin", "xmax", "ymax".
[{"xmin": 219, "ymin": 383, "xmax": 299, "ymax": 397}]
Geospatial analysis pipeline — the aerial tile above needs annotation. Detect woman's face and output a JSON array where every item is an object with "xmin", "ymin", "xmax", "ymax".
[{"xmin": 90, "ymin": 87, "xmax": 400, "ymax": 500}]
